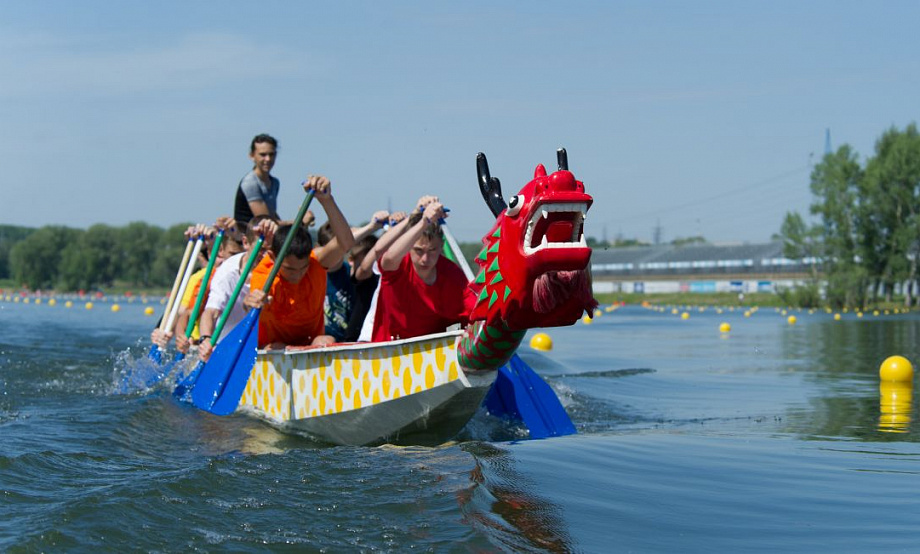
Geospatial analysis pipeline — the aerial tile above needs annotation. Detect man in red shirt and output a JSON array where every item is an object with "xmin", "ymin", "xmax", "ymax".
[{"xmin": 371, "ymin": 198, "xmax": 476, "ymax": 342}]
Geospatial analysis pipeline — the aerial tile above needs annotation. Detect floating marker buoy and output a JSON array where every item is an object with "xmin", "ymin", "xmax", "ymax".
[
  {"xmin": 23, "ymin": 298, "xmax": 30, "ymax": 304},
  {"xmin": 582, "ymin": 315, "xmax": 592, "ymax": 325},
  {"xmin": 880, "ymin": 355, "xmax": 913, "ymax": 382},
  {"xmin": 833, "ymin": 313, "xmax": 841, "ymax": 321},
  {"xmin": 680, "ymin": 312, "xmax": 690, "ymax": 320},
  {"xmin": 594, "ymin": 309, "xmax": 602, "ymax": 317},
  {"xmin": 144, "ymin": 306, "xmax": 155, "ymax": 316},
  {"xmin": 35, "ymin": 298, "xmax": 42, "ymax": 305},
  {"xmin": 879, "ymin": 381, "xmax": 912, "ymax": 433},
  {"xmin": 48, "ymin": 298, "xmax": 56, "ymax": 306},
  {"xmin": 873, "ymin": 310, "xmax": 880, "ymax": 316},
  {"xmin": 719, "ymin": 322, "xmax": 731, "ymax": 333},
  {"xmin": 65, "ymin": 301, "xmax": 73, "ymax": 308},
  {"xmin": 787, "ymin": 315, "xmax": 797, "ymax": 325},
  {"xmin": 85, "ymin": 302, "xmax": 94, "ymax": 310},
  {"xmin": 530, "ymin": 332, "xmax": 553, "ymax": 351},
  {"xmin": 111, "ymin": 304, "xmax": 120, "ymax": 312},
  {"xmin": 743, "ymin": 310, "xmax": 751, "ymax": 318},
  {"xmin": 857, "ymin": 312, "xmax": 863, "ymax": 318}
]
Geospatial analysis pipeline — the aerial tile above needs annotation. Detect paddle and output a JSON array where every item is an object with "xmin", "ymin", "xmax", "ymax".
[
  {"xmin": 191, "ymin": 191, "xmax": 316, "ymax": 415},
  {"xmin": 144, "ymin": 230, "xmax": 226, "ymax": 388},
  {"xmin": 441, "ymin": 224, "xmax": 576, "ymax": 439},
  {"xmin": 148, "ymin": 237, "xmax": 195, "ymax": 364},
  {"xmin": 174, "ymin": 233, "xmax": 266, "ymax": 400}
]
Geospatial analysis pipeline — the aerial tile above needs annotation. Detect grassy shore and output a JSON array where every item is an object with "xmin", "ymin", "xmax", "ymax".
[{"xmin": 593, "ymin": 291, "xmax": 913, "ymax": 311}]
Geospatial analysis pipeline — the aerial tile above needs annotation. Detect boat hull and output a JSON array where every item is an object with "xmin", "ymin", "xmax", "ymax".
[{"xmin": 234, "ymin": 331, "xmax": 497, "ymax": 446}]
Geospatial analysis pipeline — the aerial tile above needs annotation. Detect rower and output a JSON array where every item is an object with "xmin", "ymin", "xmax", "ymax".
[
  {"xmin": 244, "ymin": 176, "xmax": 354, "ymax": 349},
  {"xmin": 370, "ymin": 197, "xmax": 477, "ymax": 342},
  {"xmin": 197, "ymin": 216, "xmax": 277, "ymax": 362}
]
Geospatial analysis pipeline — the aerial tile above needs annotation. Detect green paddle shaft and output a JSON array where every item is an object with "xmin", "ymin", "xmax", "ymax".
[
  {"xmin": 209, "ymin": 235, "xmax": 264, "ymax": 346},
  {"xmin": 183, "ymin": 230, "xmax": 225, "ymax": 338},
  {"xmin": 260, "ymin": 191, "xmax": 315, "ymax": 294}
]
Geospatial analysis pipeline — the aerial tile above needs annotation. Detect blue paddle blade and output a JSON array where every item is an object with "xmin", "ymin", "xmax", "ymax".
[
  {"xmin": 148, "ymin": 344, "xmax": 163, "ymax": 364},
  {"xmin": 207, "ymin": 323, "xmax": 260, "ymax": 416},
  {"xmin": 483, "ymin": 354, "xmax": 576, "ymax": 439},
  {"xmin": 144, "ymin": 351, "xmax": 186, "ymax": 388},
  {"xmin": 173, "ymin": 358, "xmax": 203, "ymax": 400},
  {"xmin": 191, "ymin": 308, "xmax": 261, "ymax": 414}
]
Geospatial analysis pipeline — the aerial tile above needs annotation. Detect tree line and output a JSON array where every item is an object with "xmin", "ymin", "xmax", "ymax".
[
  {"xmin": 1, "ymin": 222, "xmax": 192, "ymax": 291},
  {"xmin": 780, "ymin": 123, "xmax": 920, "ymax": 308}
]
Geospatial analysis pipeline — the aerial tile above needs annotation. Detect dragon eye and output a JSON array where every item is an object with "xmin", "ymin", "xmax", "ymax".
[{"xmin": 506, "ymin": 195, "xmax": 525, "ymax": 216}]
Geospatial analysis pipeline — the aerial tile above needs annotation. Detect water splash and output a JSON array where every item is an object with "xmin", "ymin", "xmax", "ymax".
[{"xmin": 110, "ymin": 347, "xmax": 187, "ymax": 395}]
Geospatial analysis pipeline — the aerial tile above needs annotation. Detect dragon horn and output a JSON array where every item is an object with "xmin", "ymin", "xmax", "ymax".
[
  {"xmin": 477, "ymin": 152, "xmax": 507, "ymax": 217},
  {"xmin": 557, "ymin": 148, "xmax": 568, "ymax": 171}
]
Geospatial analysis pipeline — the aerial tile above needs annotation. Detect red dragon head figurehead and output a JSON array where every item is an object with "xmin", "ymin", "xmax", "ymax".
[{"xmin": 468, "ymin": 150, "xmax": 597, "ymax": 331}]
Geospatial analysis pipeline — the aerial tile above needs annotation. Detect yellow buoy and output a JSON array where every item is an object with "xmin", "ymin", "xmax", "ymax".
[
  {"xmin": 880, "ymin": 355, "xmax": 913, "ymax": 382},
  {"xmin": 787, "ymin": 315, "xmax": 797, "ymax": 325},
  {"xmin": 85, "ymin": 302, "xmax": 94, "ymax": 310},
  {"xmin": 857, "ymin": 312, "xmax": 863, "ymax": 318},
  {"xmin": 529, "ymin": 332, "xmax": 553, "ymax": 351},
  {"xmin": 111, "ymin": 304, "xmax": 120, "ymax": 312},
  {"xmin": 35, "ymin": 298, "xmax": 42, "ymax": 305},
  {"xmin": 48, "ymin": 298, "xmax": 57, "ymax": 306},
  {"xmin": 594, "ymin": 308, "xmax": 602, "ymax": 317},
  {"xmin": 873, "ymin": 310, "xmax": 880, "ymax": 316},
  {"xmin": 719, "ymin": 322, "xmax": 731, "ymax": 333},
  {"xmin": 680, "ymin": 312, "xmax": 690, "ymax": 320},
  {"xmin": 833, "ymin": 313, "xmax": 841, "ymax": 321},
  {"xmin": 23, "ymin": 298, "xmax": 30, "ymax": 304},
  {"xmin": 65, "ymin": 300, "xmax": 73, "ymax": 308},
  {"xmin": 582, "ymin": 315, "xmax": 593, "ymax": 325},
  {"xmin": 743, "ymin": 310, "xmax": 751, "ymax": 317},
  {"xmin": 144, "ymin": 306, "xmax": 155, "ymax": 316}
]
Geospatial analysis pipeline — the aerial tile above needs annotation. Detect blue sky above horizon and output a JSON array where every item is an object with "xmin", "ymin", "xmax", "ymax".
[{"xmin": 2, "ymin": 1, "xmax": 918, "ymax": 244}]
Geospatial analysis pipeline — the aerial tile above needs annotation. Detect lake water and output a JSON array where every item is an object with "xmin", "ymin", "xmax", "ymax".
[{"xmin": 3, "ymin": 298, "xmax": 920, "ymax": 552}]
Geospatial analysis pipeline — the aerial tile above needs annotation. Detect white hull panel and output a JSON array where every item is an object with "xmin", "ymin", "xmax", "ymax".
[{"xmin": 235, "ymin": 331, "xmax": 496, "ymax": 445}]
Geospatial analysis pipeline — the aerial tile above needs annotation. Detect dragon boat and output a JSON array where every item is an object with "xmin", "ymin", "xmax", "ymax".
[{"xmin": 199, "ymin": 150, "xmax": 596, "ymax": 446}]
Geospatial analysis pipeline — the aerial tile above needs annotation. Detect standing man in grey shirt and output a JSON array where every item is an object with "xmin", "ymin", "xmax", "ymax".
[{"xmin": 234, "ymin": 133, "xmax": 282, "ymax": 228}]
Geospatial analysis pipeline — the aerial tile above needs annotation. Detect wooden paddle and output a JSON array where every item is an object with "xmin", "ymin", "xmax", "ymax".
[
  {"xmin": 441, "ymin": 223, "xmax": 576, "ymax": 438},
  {"xmin": 148, "ymin": 237, "xmax": 195, "ymax": 363},
  {"xmin": 191, "ymin": 191, "xmax": 316, "ymax": 414}
]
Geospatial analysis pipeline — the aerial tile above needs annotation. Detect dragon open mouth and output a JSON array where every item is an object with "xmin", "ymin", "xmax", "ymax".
[{"xmin": 523, "ymin": 202, "xmax": 588, "ymax": 255}]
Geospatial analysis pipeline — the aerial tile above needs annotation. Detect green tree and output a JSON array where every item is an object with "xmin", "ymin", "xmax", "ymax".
[
  {"xmin": 9, "ymin": 226, "xmax": 81, "ymax": 289},
  {"xmin": 809, "ymin": 144, "xmax": 866, "ymax": 308},
  {"xmin": 779, "ymin": 211, "xmax": 821, "ymax": 280},
  {"xmin": 118, "ymin": 222, "xmax": 164, "ymax": 286},
  {"xmin": 151, "ymin": 223, "xmax": 194, "ymax": 286},
  {"xmin": 58, "ymin": 224, "xmax": 121, "ymax": 290},
  {"xmin": 862, "ymin": 123, "xmax": 920, "ymax": 305},
  {"xmin": 0, "ymin": 225, "xmax": 35, "ymax": 279}
]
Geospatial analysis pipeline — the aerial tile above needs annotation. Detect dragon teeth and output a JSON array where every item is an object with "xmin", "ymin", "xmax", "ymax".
[{"xmin": 522, "ymin": 202, "xmax": 590, "ymax": 255}]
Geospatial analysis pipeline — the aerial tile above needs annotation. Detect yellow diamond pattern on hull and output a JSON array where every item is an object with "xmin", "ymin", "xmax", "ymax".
[{"xmin": 238, "ymin": 335, "xmax": 463, "ymax": 423}]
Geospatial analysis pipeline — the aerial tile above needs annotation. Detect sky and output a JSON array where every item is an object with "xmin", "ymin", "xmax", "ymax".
[{"xmin": 1, "ymin": 1, "xmax": 918, "ymax": 244}]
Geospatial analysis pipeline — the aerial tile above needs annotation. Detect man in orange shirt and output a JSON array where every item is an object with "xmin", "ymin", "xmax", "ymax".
[{"xmin": 245, "ymin": 176, "xmax": 354, "ymax": 349}]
